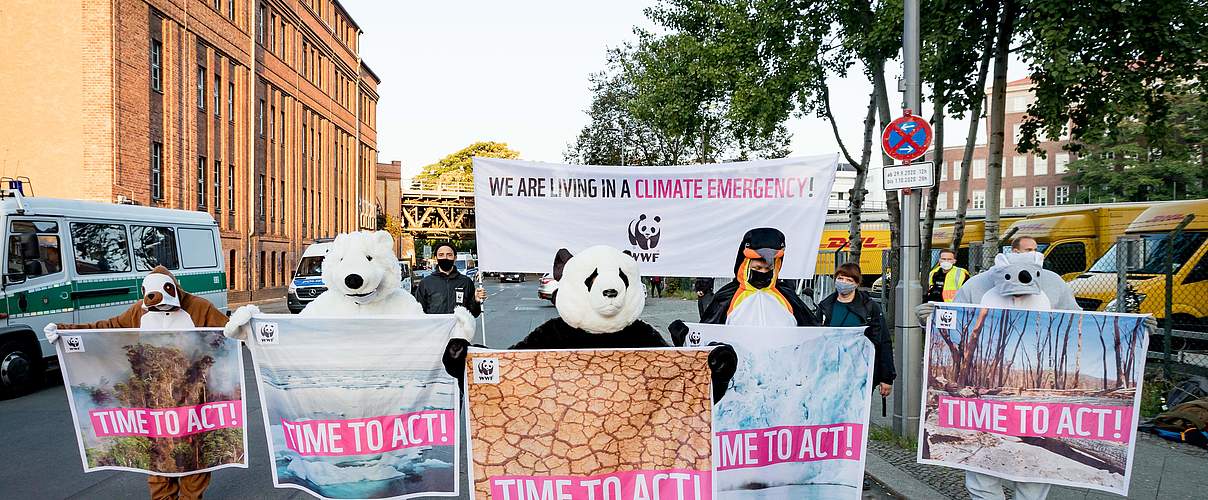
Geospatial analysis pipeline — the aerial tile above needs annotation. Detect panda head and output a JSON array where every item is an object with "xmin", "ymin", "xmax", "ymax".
[{"xmin": 552, "ymin": 245, "xmax": 645, "ymax": 334}]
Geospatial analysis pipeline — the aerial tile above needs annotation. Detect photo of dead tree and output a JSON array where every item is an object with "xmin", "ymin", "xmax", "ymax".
[{"xmin": 919, "ymin": 305, "xmax": 1147, "ymax": 493}]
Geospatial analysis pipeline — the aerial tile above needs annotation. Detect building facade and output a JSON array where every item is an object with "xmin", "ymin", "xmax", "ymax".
[
  {"xmin": 929, "ymin": 77, "xmax": 1078, "ymax": 212},
  {"xmin": 0, "ymin": 0, "xmax": 380, "ymax": 303}
]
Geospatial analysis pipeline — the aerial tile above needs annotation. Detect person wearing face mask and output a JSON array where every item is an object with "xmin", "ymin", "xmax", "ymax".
[
  {"xmin": 412, "ymin": 243, "xmax": 485, "ymax": 317},
  {"xmin": 926, "ymin": 248, "xmax": 969, "ymax": 303},
  {"xmin": 695, "ymin": 227, "xmax": 818, "ymax": 327},
  {"xmin": 818, "ymin": 263, "xmax": 895, "ymax": 397}
]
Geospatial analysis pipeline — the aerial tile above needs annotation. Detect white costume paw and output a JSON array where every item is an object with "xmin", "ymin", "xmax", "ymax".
[
  {"xmin": 453, "ymin": 306, "xmax": 476, "ymax": 341},
  {"xmin": 43, "ymin": 323, "xmax": 60, "ymax": 344},
  {"xmin": 915, "ymin": 302, "xmax": 936, "ymax": 327},
  {"xmin": 224, "ymin": 305, "xmax": 261, "ymax": 341}
]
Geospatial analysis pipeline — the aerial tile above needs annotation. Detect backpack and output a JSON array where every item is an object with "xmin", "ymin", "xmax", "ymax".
[{"xmin": 1147, "ymin": 399, "xmax": 1208, "ymax": 448}]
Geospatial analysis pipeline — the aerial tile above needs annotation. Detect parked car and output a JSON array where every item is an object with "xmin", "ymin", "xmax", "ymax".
[
  {"xmin": 287, "ymin": 240, "xmax": 333, "ymax": 314},
  {"xmin": 399, "ymin": 261, "xmax": 413, "ymax": 293},
  {"xmin": 538, "ymin": 273, "xmax": 559, "ymax": 303},
  {"xmin": 499, "ymin": 272, "xmax": 525, "ymax": 282}
]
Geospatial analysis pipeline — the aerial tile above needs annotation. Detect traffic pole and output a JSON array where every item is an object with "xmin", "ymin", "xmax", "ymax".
[{"xmin": 893, "ymin": 0, "xmax": 925, "ymax": 439}]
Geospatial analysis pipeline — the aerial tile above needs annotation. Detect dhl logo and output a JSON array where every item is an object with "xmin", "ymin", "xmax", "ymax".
[
  {"xmin": 821, "ymin": 236, "xmax": 887, "ymax": 249},
  {"xmin": 1137, "ymin": 214, "xmax": 1189, "ymax": 225}
]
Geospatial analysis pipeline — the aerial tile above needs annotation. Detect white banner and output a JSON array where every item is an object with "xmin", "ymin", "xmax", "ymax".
[{"xmin": 473, "ymin": 156, "xmax": 838, "ymax": 278}]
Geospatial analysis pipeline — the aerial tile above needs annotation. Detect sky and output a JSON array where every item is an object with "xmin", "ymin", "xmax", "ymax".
[{"xmin": 341, "ymin": 1, "xmax": 1031, "ymax": 172}]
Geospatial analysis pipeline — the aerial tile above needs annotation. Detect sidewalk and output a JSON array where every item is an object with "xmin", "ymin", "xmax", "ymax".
[{"xmin": 864, "ymin": 392, "xmax": 1208, "ymax": 499}]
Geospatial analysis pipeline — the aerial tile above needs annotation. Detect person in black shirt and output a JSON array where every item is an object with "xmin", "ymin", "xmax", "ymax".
[{"xmin": 412, "ymin": 243, "xmax": 484, "ymax": 316}]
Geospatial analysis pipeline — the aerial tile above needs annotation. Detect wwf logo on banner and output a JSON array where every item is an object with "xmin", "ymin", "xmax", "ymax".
[
  {"xmin": 625, "ymin": 214, "xmax": 662, "ymax": 263},
  {"xmin": 473, "ymin": 358, "xmax": 499, "ymax": 384},
  {"xmin": 687, "ymin": 331, "xmax": 702, "ymax": 347},
  {"xmin": 64, "ymin": 335, "xmax": 85, "ymax": 353},
  {"xmin": 257, "ymin": 322, "xmax": 279, "ymax": 345}
]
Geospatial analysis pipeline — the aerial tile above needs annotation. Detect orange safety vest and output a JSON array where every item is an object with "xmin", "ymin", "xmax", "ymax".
[{"xmin": 928, "ymin": 265, "xmax": 969, "ymax": 302}]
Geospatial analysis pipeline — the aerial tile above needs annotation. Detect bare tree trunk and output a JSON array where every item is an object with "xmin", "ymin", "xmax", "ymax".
[
  {"xmin": 873, "ymin": 64, "xmax": 902, "ymax": 281},
  {"xmin": 923, "ymin": 81, "xmax": 944, "ymax": 276},
  {"xmin": 1075, "ymin": 315, "xmax": 1083, "ymax": 388},
  {"xmin": 821, "ymin": 82, "xmax": 878, "ymax": 267},
  {"xmin": 1113, "ymin": 316, "xmax": 1125, "ymax": 388},
  {"xmin": 982, "ymin": 0, "xmax": 1016, "ymax": 268},
  {"xmin": 951, "ymin": 2, "xmax": 997, "ymax": 251}
]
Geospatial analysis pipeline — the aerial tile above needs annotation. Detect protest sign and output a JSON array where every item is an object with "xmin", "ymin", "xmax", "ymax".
[
  {"xmin": 464, "ymin": 348, "xmax": 715, "ymax": 500},
  {"xmin": 919, "ymin": 304, "xmax": 1148, "ymax": 495},
  {"xmin": 56, "ymin": 328, "xmax": 247, "ymax": 476},
  {"xmin": 246, "ymin": 315, "xmax": 462, "ymax": 499},
  {"xmin": 684, "ymin": 323, "xmax": 873, "ymax": 499},
  {"xmin": 473, "ymin": 156, "xmax": 837, "ymax": 278}
]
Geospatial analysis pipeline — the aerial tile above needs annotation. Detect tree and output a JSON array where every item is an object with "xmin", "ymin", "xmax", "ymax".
[{"xmin": 417, "ymin": 141, "xmax": 520, "ymax": 184}]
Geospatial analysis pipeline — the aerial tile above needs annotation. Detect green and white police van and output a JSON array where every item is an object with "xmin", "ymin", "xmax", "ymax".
[{"xmin": 0, "ymin": 186, "xmax": 226, "ymax": 397}]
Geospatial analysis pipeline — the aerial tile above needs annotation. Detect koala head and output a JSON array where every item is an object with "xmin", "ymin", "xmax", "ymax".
[{"xmin": 991, "ymin": 252, "xmax": 1044, "ymax": 297}]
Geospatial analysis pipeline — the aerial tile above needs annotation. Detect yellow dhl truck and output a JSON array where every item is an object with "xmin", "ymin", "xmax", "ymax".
[
  {"xmin": 929, "ymin": 217, "xmax": 1025, "ymax": 269},
  {"xmin": 1002, "ymin": 203, "xmax": 1150, "ymax": 280},
  {"xmin": 815, "ymin": 228, "xmax": 891, "ymax": 284},
  {"xmin": 1069, "ymin": 199, "xmax": 1208, "ymax": 330}
]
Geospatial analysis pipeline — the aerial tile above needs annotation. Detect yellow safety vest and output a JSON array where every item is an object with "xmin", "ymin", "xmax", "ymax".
[{"xmin": 928, "ymin": 266, "xmax": 969, "ymax": 302}]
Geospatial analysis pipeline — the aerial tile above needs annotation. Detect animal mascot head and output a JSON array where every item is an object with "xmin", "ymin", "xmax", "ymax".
[
  {"xmin": 952, "ymin": 251, "xmax": 1081, "ymax": 311},
  {"xmin": 320, "ymin": 231, "xmax": 404, "ymax": 306},
  {"xmin": 690, "ymin": 227, "xmax": 816, "ymax": 328}
]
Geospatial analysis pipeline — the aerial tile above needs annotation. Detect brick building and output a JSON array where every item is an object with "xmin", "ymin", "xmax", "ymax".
[
  {"xmin": 928, "ymin": 77, "xmax": 1078, "ymax": 212},
  {"xmin": 0, "ymin": 0, "xmax": 380, "ymax": 303}
]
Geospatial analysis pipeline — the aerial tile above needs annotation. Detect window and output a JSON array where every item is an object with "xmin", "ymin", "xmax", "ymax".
[
  {"xmin": 1033, "ymin": 186, "xmax": 1048, "ymax": 207},
  {"xmin": 1043, "ymin": 242, "xmax": 1087, "ymax": 277},
  {"xmin": 1009, "ymin": 95, "xmax": 1029, "ymax": 113},
  {"xmin": 972, "ymin": 159, "xmax": 985, "ymax": 179},
  {"xmin": 1035, "ymin": 156, "xmax": 1048, "ymax": 176},
  {"xmin": 259, "ymin": 251, "xmax": 266, "ymax": 288},
  {"xmin": 1184, "ymin": 251, "xmax": 1208, "ymax": 285},
  {"xmin": 197, "ymin": 66, "xmax": 206, "ymax": 109},
  {"xmin": 228, "ymin": 249, "xmax": 236, "ymax": 289},
  {"xmin": 257, "ymin": 5, "xmax": 265, "ymax": 44},
  {"xmin": 70, "ymin": 223, "xmax": 131, "ymax": 275},
  {"xmin": 1012, "ymin": 187, "xmax": 1026, "ymax": 207},
  {"xmin": 279, "ymin": 180, "xmax": 285, "ymax": 226},
  {"xmin": 228, "ymin": 165, "xmax": 236, "ymax": 215},
  {"xmin": 270, "ymin": 14, "xmax": 277, "ymax": 53},
  {"xmin": 269, "ymin": 104, "xmax": 275, "ymax": 141},
  {"xmin": 229, "ymin": 82, "xmax": 235, "ymax": 119},
  {"xmin": 972, "ymin": 190, "xmax": 986, "ymax": 209},
  {"xmin": 131, "ymin": 226, "xmax": 179, "ymax": 271},
  {"xmin": 257, "ymin": 174, "xmax": 266, "ymax": 219},
  {"xmin": 940, "ymin": 161, "xmax": 948, "ymax": 181},
  {"xmin": 197, "ymin": 156, "xmax": 207, "ymax": 209},
  {"xmin": 1012, "ymin": 123, "xmax": 1023, "ymax": 144},
  {"xmin": 1056, "ymin": 185, "xmax": 1070, "ymax": 205},
  {"xmin": 1054, "ymin": 153, "xmax": 1070, "ymax": 174},
  {"xmin": 151, "ymin": 142, "xmax": 163, "ymax": 200},
  {"xmin": 270, "ymin": 180, "xmax": 275, "ymax": 222},
  {"xmin": 258, "ymin": 99, "xmax": 265, "ymax": 136},
  {"xmin": 936, "ymin": 192, "xmax": 947, "ymax": 211},
  {"xmin": 1012, "ymin": 155, "xmax": 1027, "ymax": 177},
  {"xmin": 228, "ymin": 0, "xmax": 235, "ymax": 20},
  {"xmin": 302, "ymin": 188, "xmax": 308, "ymax": 225},
  {"xmin": 150, "ymin": 40, "xmax": 162, "ymax": 91},
  {"xmin": 214, "ymin": 160, "xmax": 223, "ymax": 212},
  {"xmin": 214, "ymin": 75, "xmax": 221, "ymax": 116},
  {"xmin": 6, "ymin": 220, "xmax": 63, "ymax": 278},
  {"xmin": 179, "ymin": 228, "xmax": 218, "ymax": 268}
]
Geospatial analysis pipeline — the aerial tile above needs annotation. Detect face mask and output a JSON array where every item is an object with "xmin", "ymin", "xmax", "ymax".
[
  {"xmin": 747, "ymin": 269, "xmax": 773, "ymax": 289},
  {"xmin": 836, "ymin": 281, "xmax": 857, "ymax": 294},
  {"xmin": 437, "ymin": 259, "xmax": 456, "ymax": 272},
  {"xmin": 940, "ymin": 261, "xmax": 954, "ymax": 271}
]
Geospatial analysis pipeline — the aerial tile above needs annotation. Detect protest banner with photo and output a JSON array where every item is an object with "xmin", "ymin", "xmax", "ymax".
[
  {"xmin": 918, "ymin": 304, "xmax": 1149, "ymax": 495},
  {"xmin": 473, "ymin": 156, "xmax": 837, "ymax": 278},
  {"xmin": 684, "ymin": 323, "xmax": 873, "ymax": 499},
  {"xmin": 55, "ymin": 328, "xmax": 247, "ymax": 476},
  {"xmin": 463, "ymin": 348, "xmax": 715, "ymax": 500},
  {"xmin": 245, "ymin": 315, "xmax": 463, "ymax": 500}
]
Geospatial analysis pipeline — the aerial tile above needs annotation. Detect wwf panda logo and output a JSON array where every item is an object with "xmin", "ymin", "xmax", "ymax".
[
  {"xmin": 688, "ymin": 331, "xmax": 702, "ymax": 346},
  {"xmin": 64, "ymin": 335, "xmax": 85, "ymax": 353},
  {"xmin": 627, "ymin": 214, "xmax": 662, "ymax": 250},
  {"xmin": 473, "ymin": 358, "xmax": 500, "ymax": 384},
  {"xmin": 257, "ymin": 323, "xmax": 279, "ymax": 345},
  {"xmin": 66, "ymin": 337, "xmax": 81, "ymax": 348}
]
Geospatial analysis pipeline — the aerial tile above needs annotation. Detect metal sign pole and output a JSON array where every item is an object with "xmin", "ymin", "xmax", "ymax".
[{"xmin": 893, "ymin": 0, "xmax": 925, "ymax": 439}]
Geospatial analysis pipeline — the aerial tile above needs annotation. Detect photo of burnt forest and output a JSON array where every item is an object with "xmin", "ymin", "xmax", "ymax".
[
  {"xmin": 920, "ymin": 305, "xmax": 1147, "ymax": 492},
  {"xmin": 65, "ymin": 330, "xmax": 245, "ymax": 474}
]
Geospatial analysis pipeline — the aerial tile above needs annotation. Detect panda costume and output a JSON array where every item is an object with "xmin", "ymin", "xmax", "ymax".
[{"xmin": 445, "ymin": 245, "xmax": 736, "ymax": 402}]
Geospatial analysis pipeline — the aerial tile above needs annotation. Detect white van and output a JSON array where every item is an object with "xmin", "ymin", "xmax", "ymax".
[
  {"xmin": 0, "ymin": 186, "xmax": 226, "ymax": 397},
  {"xmin": 286, "ymin": 240, "xmax": 413, "ymax": 313}
]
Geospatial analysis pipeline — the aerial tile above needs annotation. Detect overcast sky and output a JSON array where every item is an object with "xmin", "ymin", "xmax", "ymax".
[{"xmin": 342, "ymin": 1, "xmax": 1029, "ymax": 171}]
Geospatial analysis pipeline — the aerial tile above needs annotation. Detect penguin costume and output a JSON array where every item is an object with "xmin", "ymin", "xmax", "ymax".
[
  {"xmin": 699, "ymin": 227, "xmax": 817, "ymax": 327},
  {"xmin": 444, "ymin": 245, "xmax": 737, "ymax": 402}
]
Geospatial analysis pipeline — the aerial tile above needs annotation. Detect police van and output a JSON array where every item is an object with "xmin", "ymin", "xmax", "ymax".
[
  {"xmin": 0, "ymin": 183, "xmax": 227, "ymax": 397},
  {"xmin": 286, "ymin": 239, "xmax": 413, "ymax": 314}
]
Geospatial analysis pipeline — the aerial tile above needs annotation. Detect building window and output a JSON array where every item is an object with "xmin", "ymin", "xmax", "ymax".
[
  {"xmin": 228, "ymin": 82, "xmax": 235, "ymax": 119},
  {"xmin": 936, "ymin": 192, "xmax": 947, "ymax": 211},
  {"xmin": 1012, "ymin": 155, "xmax": 1027, "ymax": 177},
  {"xmin": 1055, "ymin": 153, "xmax": 1070, "ymax": 174},
  {"xmin": 1035, "ymin": 155, "xmax": 1048, "ymax": 175},
  {"xmin": 258, "ymin": 99, "xmax": 266, "ymax": 136},
  {"xmin": 1012, "ymin": 123, "xmax": 1023, "ymax": 144},
  {"xmin": 227, "ymin": 165, "xmax": 236, "ymax": 215},
  {"xmin": 197, "ymin": 156, "xmax": 207, "ymax": 209},
  {"xmin": 1033, "ymin": 186, "xmax": 1049, "ymax": 207},
  {"xmin": 270, "ymin": 14, "xmax": 277, "ymax": 53},
  {"xmin": 1012, "ymin": 187, "xmax": 1026, "ymax": 207},
  {"xmin": 972, "ymin": 159, "xmax": 985, "ymax": 179},
  {"xmin": 1009, "ymin": 95, "xmax": 1029, "ymax": 113},
  {"xmin": 259, "ymin": 251, "xmax": 265, "ymax": 288},
  {"xmin": 257, "ymin": 174, "xmax": 266, "ymax": 219},
  {"xmin": 214, "ymin": 75, "xmax": 221, "ymax": 117},
  {"xmin": 280, "ymin": 180, "xmax": 285, "ymax": 228},
  {"xmin": 197, "ymin": 66, "xmax": 206, "ymax": 110},
  {"xmin": 228, "ymin": 249, "xmax": 236, "ymax": 290},
  {"xmin": 257, "ymin": 5, "xmax": 265, "ymax": 44},
  {"xmin": 1056, "ymin": 185, "xmax": 1070, "ymax": 205},
  {"xmin": 270, "ymin": 179, "xmax": 276, "ymax": 222},
  {"xmin": 214, "ymin": 160, "xmax": 222, "ymax": 213},
  {"xmin": 301, "ymin": 189, "xmax": 308, "ymax": 226},
  {"xmin": 972, "ymin": 190, "xmax": 985, "ymax": 209},
  {"xmin": 228, "ymin": 0, "xmax": 235, "ymax": 20},
  {"xmin": 151, "ymin": 142, "xmax": 163, "ymax": 200},
  {"xmin": 269, "ymin": 104, "xmax": 275, "ymax": 141},
  {"xmin": 150, "ymin": 40, "xmax": 162, "ymax": 91}
]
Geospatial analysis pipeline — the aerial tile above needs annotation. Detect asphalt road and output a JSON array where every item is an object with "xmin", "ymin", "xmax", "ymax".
[{"xmin": 0, "ymin": 280, "xmax": 894, "ymax": 499}]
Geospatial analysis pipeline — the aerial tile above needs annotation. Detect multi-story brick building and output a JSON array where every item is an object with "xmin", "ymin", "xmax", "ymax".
[
  {"xmin": 0, "ymin": 0, "xmax": 380, "ymax": 303},
  {"xmin": 928, "ymin": 77, "xmax": 1078, "ymax": 213}
]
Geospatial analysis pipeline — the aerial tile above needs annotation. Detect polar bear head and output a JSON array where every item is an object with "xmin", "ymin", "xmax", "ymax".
[
  {"xmin": 553, "ymin": 245, "xmax": 645, "ymax": 334},
  {"xmin": 321, "ymin": 231, "xmax": 401, "ymax": 305}
]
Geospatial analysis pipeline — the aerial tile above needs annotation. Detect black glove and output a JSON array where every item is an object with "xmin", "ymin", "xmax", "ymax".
[
  {"xmin": 668, "ymin": 320, "xmax": 689, "ymax": 347},
  {"xmin": 442, "ymin": 339, "xmax": 472, "ymax": 390},
  {"xmin": 706, "ymin": 342, "xmax": 738, "ymax": 404}
]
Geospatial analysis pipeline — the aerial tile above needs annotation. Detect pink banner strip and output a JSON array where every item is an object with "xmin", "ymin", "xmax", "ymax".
[
  {"xmin": 936, "ymin": 396, "xmax": 1134, "ymax": 443},
  {"xmin": 89, "ymin": 400, "xmax": 242, "ymax": 438},
  {"xmin": 715, "ymin": 423, "xmax": 864, "ymax": 470},
  {"xmin": 281, "ymin": 409, "xmax": 455, "ymax": 457},
  {"xmin": 489, "ymin": 469, "xmax": 711, "ymax": 500}
]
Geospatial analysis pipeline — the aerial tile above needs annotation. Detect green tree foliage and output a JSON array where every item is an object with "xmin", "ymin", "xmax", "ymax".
[{"xmin": 418, "ymin": 142, "xmax": 520, "ymax": 184}]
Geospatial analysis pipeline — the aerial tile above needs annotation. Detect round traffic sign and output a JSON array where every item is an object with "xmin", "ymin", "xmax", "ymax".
[{"xmin": 881, "ymin": 113, "xmax": 933, "ymax": 162}]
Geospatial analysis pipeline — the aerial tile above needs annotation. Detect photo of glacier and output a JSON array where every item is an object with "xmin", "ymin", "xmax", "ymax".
[
  {"xmin": 247, "ymin": 315, "xmax": 461, "ymax": 500},
  {"xmin": 688, "ymin": 323, "xmax": 874, "ymax": 500}
]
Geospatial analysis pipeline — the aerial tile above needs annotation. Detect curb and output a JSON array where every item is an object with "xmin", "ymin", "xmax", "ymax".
[{"xmin": 865, "ymin": 451, "xmax": 953, "ymax": 500}]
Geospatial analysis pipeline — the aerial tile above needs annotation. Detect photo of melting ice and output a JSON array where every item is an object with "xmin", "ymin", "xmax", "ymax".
[
  {"xmin": 248, "ymin": 316, "xmax": 460, "ymax": 500},
  {"xmin": 692, "ymin": 324, "xmax": 873, "ymax": 500}
]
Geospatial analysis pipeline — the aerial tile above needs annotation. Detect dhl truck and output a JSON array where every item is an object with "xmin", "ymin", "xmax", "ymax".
[
  {"xmin": 1069, "ymin": 199, "xmax": 1208, "ymax": 330},
  {"xmin": 1001, "ymin": 203, "xmax": 1149, "ymax": 280},
  {"xmin": 930, "ymin": 217, "xmax": 1025, "ymax": 269},
  {"xmin": 815, "ymin": 228, "xmax": 890, "ymax": 284}
]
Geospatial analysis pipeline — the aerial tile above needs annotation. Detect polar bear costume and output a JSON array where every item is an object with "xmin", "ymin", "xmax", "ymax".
[{"xmin": 225, "ymin": 231, "xmax": 474, "ymax": 340}]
